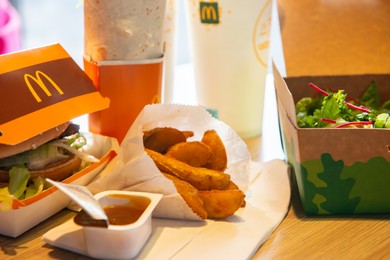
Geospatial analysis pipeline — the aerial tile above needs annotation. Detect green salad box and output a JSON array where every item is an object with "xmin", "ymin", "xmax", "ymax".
[{"xmin": 273, "ymin": 64, "xmax": 390, "ymax": 215}]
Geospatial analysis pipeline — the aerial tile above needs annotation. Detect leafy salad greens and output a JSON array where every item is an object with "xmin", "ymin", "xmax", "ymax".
[{"xmin": 296, "ymin": 81, "xmax": 390, "ymax": 128}]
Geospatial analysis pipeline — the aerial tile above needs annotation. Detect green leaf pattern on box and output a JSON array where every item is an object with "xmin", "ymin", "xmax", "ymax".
[
  {"xmin": 284, "ymin": 136, "xmax": 390, "ymax": 214},
  {"xmin": 299, "ymin": 154, "xmax": 390, "ymax": 214}
]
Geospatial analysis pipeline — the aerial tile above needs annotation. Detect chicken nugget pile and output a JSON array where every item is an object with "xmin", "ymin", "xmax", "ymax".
[{"xmin": 143, "ymin": 127, "xmax": 245, "ymax": 219}]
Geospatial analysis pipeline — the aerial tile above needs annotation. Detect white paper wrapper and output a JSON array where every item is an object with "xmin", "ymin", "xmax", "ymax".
[
  {"xmin": 84, "ymin": 0, "xmax": 166, "ymax": 62},
  {"xmin": 88, "ymin": 104, "xmax": 252, "ymax": 221}
]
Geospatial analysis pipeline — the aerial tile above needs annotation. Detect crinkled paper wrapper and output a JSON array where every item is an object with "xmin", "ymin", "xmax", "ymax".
[{"xmin": 88, "ymin": 104, "xmax": 251, "ymax": 221}]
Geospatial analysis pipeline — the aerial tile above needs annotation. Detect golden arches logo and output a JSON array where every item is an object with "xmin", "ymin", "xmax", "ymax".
[
  {"xmin": 200, "ymin": 2, "xmax": 219, "ymax": 24},
  {"xmin": 151, "ymin": 94, "xmax": 161, "ymax": 104},
  {"xmin": 24, "ymin": 71, "xmax": 64, "ymax": 102}
]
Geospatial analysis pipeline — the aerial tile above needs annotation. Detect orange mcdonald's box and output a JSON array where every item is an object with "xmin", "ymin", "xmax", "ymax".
[
  {"xmin": 0, "ymin": 43, "xmax": 118, "ymax": 237},
  {"xmin": 84, "ymin": 56, "xmax": 164, "ymax": 144}
]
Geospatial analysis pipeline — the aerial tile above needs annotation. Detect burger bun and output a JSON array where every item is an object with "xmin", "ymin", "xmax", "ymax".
[{"xmin": 0, "ymin": 122, "xmax": 70, "ymax": 159}]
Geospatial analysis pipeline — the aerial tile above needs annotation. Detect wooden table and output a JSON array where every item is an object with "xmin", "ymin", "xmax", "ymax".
[
  {"xmin": 253, "ymin": 189, "xmax": 390, "ymax": 260},
  {"xmin": 247, "ymin": 136, "xmax": 390, "ymax": 260},
  {"xmin": 1, "ymin": 135, "xmax": 389, "ymax": 260}
]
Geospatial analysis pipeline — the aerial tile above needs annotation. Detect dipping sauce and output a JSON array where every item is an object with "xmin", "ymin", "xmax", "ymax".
[
  {"xmin": 74, "ymin": 194, "xmax": 151, "ymax": 227},
  {"xmin": 104, "ymin": 204, "xmax": 144, "ymax": 225}
]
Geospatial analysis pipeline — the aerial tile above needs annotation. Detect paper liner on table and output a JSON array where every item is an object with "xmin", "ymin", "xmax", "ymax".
[
  {"xmin": 88, "ymin": 104, "xmax": 252, "ymax": 221},
  {"xmin": 43, "ymin": 159, "xmax": 291, "ymax": 259}
]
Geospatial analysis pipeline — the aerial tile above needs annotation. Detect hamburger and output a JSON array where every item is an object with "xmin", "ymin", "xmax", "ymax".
[{"xmin": 0, "ymin": 122, "xmax": 99, "ymax": 200}]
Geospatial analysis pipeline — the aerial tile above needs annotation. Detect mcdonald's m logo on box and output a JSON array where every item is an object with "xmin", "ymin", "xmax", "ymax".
[
  {"xmin": 200, "ymin": 2, "xmax": 219, "ymax": 24},
  {"xmin": 24, "ymin": 70, "xmax": 64, "ymax": 103}
]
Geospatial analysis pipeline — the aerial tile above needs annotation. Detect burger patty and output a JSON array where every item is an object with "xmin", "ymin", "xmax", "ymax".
[{"xmin": 0, "ymin": 154, "xmax": 82, "ymax": 183}]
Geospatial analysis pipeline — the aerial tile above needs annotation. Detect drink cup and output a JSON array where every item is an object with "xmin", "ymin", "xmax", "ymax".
[
  {"xmin": 84, "ymin": 58, "xmax": 163, "ymax": 144},
  {"xmin": 185, "ymin": 0, "xmax": 272, "ymax": 138}
]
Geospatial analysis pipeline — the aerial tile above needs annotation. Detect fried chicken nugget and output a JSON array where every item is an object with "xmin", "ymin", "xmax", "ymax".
[
  {"xmin": 199, "ymin": 189, "xmax": 245, "ymax": 219},
  {"xmin": 143, "ymin": 127, "xmax": 190, "ymax": 154},
  {"xmin": 166, "ymin": 141, "xmax": 212, "ymax": 167},
  {"xmin": 201, "ymin": 130, "xmax": 228, "ymax": 171},
  {"xmin": 162, "ymin": 172, "xmax": 207, "ymax": 219},
  {"xmin": 146, "ymin": 149, "xmax": 230, "ymax": 190}
]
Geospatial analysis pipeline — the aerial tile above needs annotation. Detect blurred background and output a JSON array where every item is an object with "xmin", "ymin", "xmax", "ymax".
[
  {"xmin": 3, "ymin": 0, "xmax": 284, "ymax": 104},
  {"xmin": 2, "ymin": 0, "xmax": 283, "ymax": 70},
  {"xmin": 1, "ymin": 0, "xmax": 285, "ymax": 160},
  {"xmin": 3, "ymin": 0, "xmax": 191, "ymax": 67}
]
